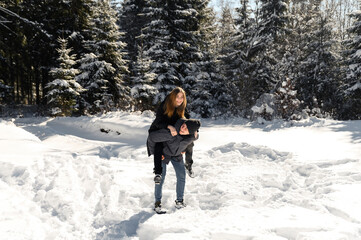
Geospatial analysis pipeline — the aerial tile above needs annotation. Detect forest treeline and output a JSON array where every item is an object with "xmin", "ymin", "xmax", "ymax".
[{"xmin": 0, "ymin": 0, "xmax": 360, "ymax": 120}]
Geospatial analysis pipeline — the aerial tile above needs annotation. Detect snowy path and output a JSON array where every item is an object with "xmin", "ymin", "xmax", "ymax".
[{"xmin": 1, "ymin": 113, "xmax": 361, "ymax": 239}]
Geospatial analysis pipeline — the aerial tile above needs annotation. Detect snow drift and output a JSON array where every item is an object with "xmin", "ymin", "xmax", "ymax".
[{"xmin": 1, "ymin": 112, "xmax": 361, "ymax": 239}]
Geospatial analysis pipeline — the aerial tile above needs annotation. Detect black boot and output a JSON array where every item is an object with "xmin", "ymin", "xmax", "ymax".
[
  {"xmin": 185, "ymin": 163, "xmax": 194, "ymax": 178},
  {"xmin": 154, "ymin": 174, "xmax": 162, "ymax": 184},
  {"xmin": 154, "ymin": 201, "xmax": 166, "ymax": 214}
]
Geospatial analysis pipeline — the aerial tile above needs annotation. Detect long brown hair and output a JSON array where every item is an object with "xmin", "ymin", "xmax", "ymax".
[{"xmin": 164, "ymin": 87, "xmax": 187, "ymax": 118}]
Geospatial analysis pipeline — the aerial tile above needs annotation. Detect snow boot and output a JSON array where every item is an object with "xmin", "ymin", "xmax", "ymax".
[
  {"xmin": 185, "ymin": 164, "xmax": 195, "ymax": 178},
  {"xmin": 154, "ymin": 174, "xmax": 162, "ymax": 184},
  {"xmin": 175, "ymin": 199, "xmax": 187, "ymax": 209},
  {"xmin": 154, "ymin": 201, "xmax": 166, "ymax": 214}
]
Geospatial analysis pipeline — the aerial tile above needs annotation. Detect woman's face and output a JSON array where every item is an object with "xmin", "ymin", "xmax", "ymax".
[{"xmin": 175, "ymin": 92, "xmax": 184, "ymax": 107}]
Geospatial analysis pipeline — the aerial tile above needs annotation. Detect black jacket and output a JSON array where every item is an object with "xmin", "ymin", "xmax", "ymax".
[{"xmin": 148, "ymin": 97, "xmax": 190, "ymax": 133}]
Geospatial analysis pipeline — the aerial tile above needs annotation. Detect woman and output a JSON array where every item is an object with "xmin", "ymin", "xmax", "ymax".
[
  {"xmin": 148, "ymin": 87, "xmax": 190, "ymax": 179},
  {"xmin": 147, "ymin": 87, "xmax": 200, "ymax": 214}
]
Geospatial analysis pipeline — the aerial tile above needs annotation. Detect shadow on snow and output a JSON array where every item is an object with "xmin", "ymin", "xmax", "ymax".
[{"xmin": 95, "ymin": 211, "xmax": 153, "ymax": 240}]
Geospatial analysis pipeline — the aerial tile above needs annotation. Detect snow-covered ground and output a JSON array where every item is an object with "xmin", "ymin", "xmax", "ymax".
[{"xmin": 1, "ymin": 112, "xmax": 361, "ymax": 240}]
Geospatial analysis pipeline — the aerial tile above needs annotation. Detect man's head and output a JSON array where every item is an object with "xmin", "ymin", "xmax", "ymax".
[{"xmin": 179, "ymin": 119, "xmax": 201, "ymax": 135}]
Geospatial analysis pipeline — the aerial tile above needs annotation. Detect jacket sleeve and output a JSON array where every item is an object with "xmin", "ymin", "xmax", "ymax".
[{"xmin": 148, "ymin": 129, "xmax": 174, "ymax": 143}]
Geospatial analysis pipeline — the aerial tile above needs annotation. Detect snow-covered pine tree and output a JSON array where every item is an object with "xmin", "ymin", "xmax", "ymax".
[
  {"xmin": 295, "ymin": 0, "xmax": 340, "ymax": 117},
  {"xmin": 119, "ymin": 0, "xmax": 157, "ymax": 111},
  {"xmin": 221, "ymin": 0, "xmax": 265, "ymax": 116},
  {"xmin": 83, "ymin": 0, "xmax": 130, "ymax": 112},
  {"xmin": 258, "ymin": 0, "xmax": 289, "ymax": 41},
  {"xmin": 283, "ymin": 0, "xmax": 305, "ymax": 80},
  {"xmin": 66, "ymin": 0, "xmax": 93, "ymax": 57},
  {"xmin": 142, "ymin": 0, "xmax": 215, "ymax": 110},
  {"xmin": 76, "ymin": 53, "xmax": 115, "ymax": 114},
  {"xmin": 274, "ymin": 77, "xmax": 300, "ymax": 119},
  {"xmin": 214, "ymin": 3, "xmax": 240, "ymax": 116},
  {"xmin": 119, "ymin": 0, "xmax": 149, "ymax": 64},
  {"xmin": 169, "ymin": 0, "xmax": 204, "ymax": 99},
  {"xmin": 46, "ymin": 38, "xmax": 84, "ymax": 116},
  {"xmin": 140, "ymin": 0, "xmax": 178, "ymax": 104},
  {"xmin": 130, "ymin": 41, "xmax": 158, "ymax": 111},
  {"xmin": 342, "ymin": 7, "xmax": 361, "ymax": 120},
  {"xmin": 3, "ymin": 0, "xmax": 92, "ymax": 106},
  {"xmin": 30, "ymin": 0, "xmax": 93, "ymax": 70},
  {"xmin": 184, "ymin": 0, "xmax": 226, "ymax": 118},
  {"xmin": 256, "ymin": 0, "xmax": 290, "ymax": 93},
  {"xmin": 217, "ymin": 2, "xmax": 237, "ymax": 58}
]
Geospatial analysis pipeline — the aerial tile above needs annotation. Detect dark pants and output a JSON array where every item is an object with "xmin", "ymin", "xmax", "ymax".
[
  {"xmin": 153, "ymin": 142, "xmax": 163, "ymax": 174},
  {"xmin": 185, "ymin": 142, "xmax": 194, "ymax": 166}
]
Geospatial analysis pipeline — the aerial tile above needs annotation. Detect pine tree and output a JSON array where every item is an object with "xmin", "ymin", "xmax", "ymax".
[
  {"xmin": 217, "ymin": 2, "xmax": 237, "ymax": 57},
  {"xmin": 141, "ymin": 0, "xmax": 216, "ymax": 110},
  {"xmin": 185, "ymin": 0, "xmax": 225, "ymax": 118},
  {"xmin": 221, "ymin": 0, "xmax": 264, "ymax": 116},
  {"xmin": 258, "ymin": 0, "xmax": 289, "ymax": 41},
  {"xmin": 82, "ymin": 0, "xmax": 130, "ymax": 112},
  {"xmin": 46, "ymin": 38, "xmax": 84, "ymax": 116},
  {"xmin": 256, "ymin": 0, "xmax": 290, "ymax": 92},
  {"xmin": 141, "ymin": 0, "xmax": 181, "ymax": 104},
  {"xmin": 342, "ymin": 8, "xmax": 361, "ymax": 120},
  {"xmin": 274, "ymin": 77, "xmax": 300, "ymax": 119},
  {"xmin": 216, "ymin": 2, "xmax": 239, "ymax": 116},
  {"xmin": 119, "ymin": 0, "xmax": 157, "ymax": 111},
  {"xmin": 76, "ymin": 53, "xmax": 115, "ymax": 114},
  {"xmin": 26, "ymin": 0, "xmax": 92, "ymax": 101},
  {"xmin": 119, "ymin": 0, "xmax": 149, "ymax": 63},
  {"xmin": 0, "ymin": 0, "xmax": 93, "ymax": 106},
  {"xmin": 295, "ymin": 0, "xmax": 340, "ymax": 117},
  {"xmin": 0, "ymin": 2, "xmax": 36, "ymax": 104},
  {"xmin": 130, "ymin": 42, "xmax": 157, "ymax": 111}
]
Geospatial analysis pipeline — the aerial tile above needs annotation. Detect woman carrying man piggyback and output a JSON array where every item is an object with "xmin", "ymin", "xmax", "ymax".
[{"xmin": 147, "ymin": 87, "xmax": 201, "ymax": 213}]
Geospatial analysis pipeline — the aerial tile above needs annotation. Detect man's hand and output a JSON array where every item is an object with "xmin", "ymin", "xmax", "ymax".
[
  {"xmin": 194, "ymin": 131, "xmax": 198, "ymax": 138},
  {"xmin": 168, "ymin": 125, "xmax": 177, "ymax": 136}
]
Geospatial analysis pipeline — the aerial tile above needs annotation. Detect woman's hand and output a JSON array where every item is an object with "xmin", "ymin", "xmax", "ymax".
[
  {"xmin": 194, "ymin": 131, "xmax": 198, "ymax": 138},
  {"xmin": 168, "ymin": 125, "xmax": 177, "ymax": 136}
]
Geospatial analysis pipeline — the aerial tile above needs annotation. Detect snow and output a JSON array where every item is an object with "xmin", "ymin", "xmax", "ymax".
[
  {"xmin": 1, "ymin": 112, "xmax": 361, "ymax": 240},
  {"xmin": 346, "ymin": 82, "xmax": 361, "ymax": 92}
]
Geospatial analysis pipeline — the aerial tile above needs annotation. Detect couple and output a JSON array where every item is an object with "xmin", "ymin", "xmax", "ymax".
[{"xmin": 147, "ymin": 87, "xmax": 201, "ymax": 214}]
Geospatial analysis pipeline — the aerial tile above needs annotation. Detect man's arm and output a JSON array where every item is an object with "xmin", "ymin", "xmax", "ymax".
[{"xmin": 148, "ymin": 129, "xmax": 174, "ymax": 143}]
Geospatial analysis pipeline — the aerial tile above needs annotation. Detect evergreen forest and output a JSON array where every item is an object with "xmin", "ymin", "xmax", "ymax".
[{"xmin": 0, "ymin": 0, "xmax": 360, "ymax": 120}]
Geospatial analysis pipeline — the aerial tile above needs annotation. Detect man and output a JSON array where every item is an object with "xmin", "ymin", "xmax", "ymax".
[{"xmin": 147, "ymin": 118, "xmax": 201, "ymax": 214}]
